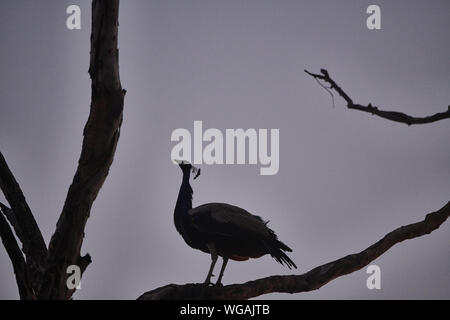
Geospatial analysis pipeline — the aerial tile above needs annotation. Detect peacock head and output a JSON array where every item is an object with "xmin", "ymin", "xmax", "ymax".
[{"xmin": 174, "ymin": 160, "xmax": 201, "ymax": 180}]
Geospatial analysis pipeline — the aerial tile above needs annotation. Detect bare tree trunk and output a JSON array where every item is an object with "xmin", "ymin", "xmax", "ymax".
[{"xmin": 0, "ymin": 0, "xmax": 124, "ymax": 300}]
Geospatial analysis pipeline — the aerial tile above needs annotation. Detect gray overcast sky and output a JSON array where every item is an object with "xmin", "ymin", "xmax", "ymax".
[{"xmin": 1, "ymin": 0, "xmax": 449, "ymax": 299}]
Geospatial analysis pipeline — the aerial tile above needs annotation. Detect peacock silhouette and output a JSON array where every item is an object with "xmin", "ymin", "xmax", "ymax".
[{"xmin": 173, "ymin": 160, "xmax": 297, "ymax": 286}]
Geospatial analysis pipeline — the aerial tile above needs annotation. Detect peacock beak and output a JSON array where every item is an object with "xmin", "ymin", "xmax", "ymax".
[
  {"xmin": 192, "ymin": 166, "xmax": 201, "ymax": 180},
  {"xmin": 173, "ymin": 159, "xmax": 200, "ymax": 179}
]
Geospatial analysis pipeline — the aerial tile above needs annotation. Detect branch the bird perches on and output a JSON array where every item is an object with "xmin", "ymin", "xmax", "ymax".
[{"xmin": 139, "ymin": 200, "xmax": 450, "ymax": 300}]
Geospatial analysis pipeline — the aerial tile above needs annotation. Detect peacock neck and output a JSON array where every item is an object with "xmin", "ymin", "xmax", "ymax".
[{"xmin": 174, "ymin": 171, "xmax": 193, "ymax": 233}]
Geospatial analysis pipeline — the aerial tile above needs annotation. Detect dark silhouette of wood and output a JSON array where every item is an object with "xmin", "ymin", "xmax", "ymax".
[
  {"xmin": 0, "ymin": 204, "xmax": 35, "ymax": 299},
  {"xmin": 304, "ymin": 69, "xmax": 450, "ymax": 125},
  {"xmin": 0, "ymin": 153, "xmax": 47, "ymax": 293},
  {"xmin": 0, "ymin": 0, "xmax": 124, "ymax": 300},
  {"xmin": 0, "ymin": 153, "xmax": 48, "ymax": 265},
  {"xmin": 138, "ymin": 201, "xmax": 450, "ymax": 300}
]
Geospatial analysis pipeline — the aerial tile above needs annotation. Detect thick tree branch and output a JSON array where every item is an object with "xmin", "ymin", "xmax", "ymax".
[
  {"xmin": 0, "ymin": 152, "xmax": 47, "ymax": 283},
  {"xmin": 0, "ymin": 204, "xmax": 35, "ymax": 299},
  {"xmin": 38, "ymin": 0, "xmax": 125, "ymax": 299},
  {"xmin": 304, "ymin": 69, "xmax": 450, "ymax": 125},
  {"xmin": 138, "ymin": 201, "xmax": 450, "ymax": 300}
]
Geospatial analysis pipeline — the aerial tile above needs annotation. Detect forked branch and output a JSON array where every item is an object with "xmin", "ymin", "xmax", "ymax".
[{"xmin": 0, "ymin": 0, "xmax": 124, "ymax": 300}]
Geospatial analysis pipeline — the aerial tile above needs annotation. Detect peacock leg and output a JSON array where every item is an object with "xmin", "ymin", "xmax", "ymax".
[
  {"xmin": 204, "ymin": 243, "xmax": 218, "ymax": 285},
  {"xmin": 216, "ymin": 257, "xmax": 229, "ymax": 286}
]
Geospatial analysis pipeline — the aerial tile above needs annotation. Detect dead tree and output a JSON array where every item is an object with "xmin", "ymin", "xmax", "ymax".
[
  {"xmin": 0, "ymin": 0, "xmax": 124, "ymax": 300},
  {"xmin": 0, "ymin": 0, "xmax": 448, "ymax": 300},
  {"xmin": 138, "ymin": 69, "xmax": 450, "ymax": 300}
]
